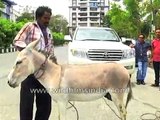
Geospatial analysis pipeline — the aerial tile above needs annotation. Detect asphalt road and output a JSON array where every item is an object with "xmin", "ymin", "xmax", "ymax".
[{"xmin": 0, "ymin": 45, "xmax": 160, "ymax": 120}]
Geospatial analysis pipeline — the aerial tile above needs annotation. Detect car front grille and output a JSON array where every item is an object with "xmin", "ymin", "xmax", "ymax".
[{"xmin": 87, "ymin": 49, "xmax": 123, "ymax": 61}]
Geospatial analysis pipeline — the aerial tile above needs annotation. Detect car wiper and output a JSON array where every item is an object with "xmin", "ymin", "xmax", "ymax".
[
  {"xmin": 78, "ymin": 39, "xmax": 102, "ymax": 41},
  {"xmin": 104, "ymin": 40, "xmax": 119, "ymax": 42}
]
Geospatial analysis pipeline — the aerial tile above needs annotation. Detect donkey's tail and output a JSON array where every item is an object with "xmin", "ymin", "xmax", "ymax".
[{"xmin": 125, "ymin": 79, "xmax": 133, "ymax": 108}]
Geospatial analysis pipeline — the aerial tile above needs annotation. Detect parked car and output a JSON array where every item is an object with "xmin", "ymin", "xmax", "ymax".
[
  {"xmin": 121, "ymin": 37, "xmax": 136, "ymax": 46},
  {"xmin": 64, "ymin": 27, "xmax": 135, "ymax": 76}
]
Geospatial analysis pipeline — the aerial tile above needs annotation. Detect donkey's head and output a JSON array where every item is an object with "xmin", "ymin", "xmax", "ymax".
[{"xmin": 8, "ymin": 40, "xmax": 39, "ymax": 88}]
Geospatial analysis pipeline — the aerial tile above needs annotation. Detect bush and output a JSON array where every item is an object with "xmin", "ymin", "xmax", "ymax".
[
  {"xmin": 52, "ymin": 32, "xmax": 65, "ymax": 46},
  {"xmin": 0, "ymin": 18, "xmax": 65, "ymax": 47},
  {"xmin": 0, "ymin": 18, "xmax": 24, "ymax": 48}
]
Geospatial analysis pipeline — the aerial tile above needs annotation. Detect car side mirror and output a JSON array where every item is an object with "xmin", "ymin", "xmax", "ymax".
[
  {"xmin": 64, "ymin": 35, "xmax": 72, "ymax": 41},
  {"xmin": 121, "ymin": 38, "xmax": 126, "ymax": 43}
]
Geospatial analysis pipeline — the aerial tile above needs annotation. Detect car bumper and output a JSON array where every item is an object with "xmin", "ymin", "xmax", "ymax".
[{"xmin": 68, "ymin": 57, "xmax": 135, "ymax": 74}]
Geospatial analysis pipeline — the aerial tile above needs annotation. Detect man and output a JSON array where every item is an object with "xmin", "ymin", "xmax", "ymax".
[
  {"xmin": 13, "ymin": 6, "xmax": 54, "ymax": 120},
  {"xmin": 150, "ymin": 28, "xmax": 160, "ymax": 87},
  {"xmin": 130, "ymin": 34, "xmax": 150, "ymax": 85}
]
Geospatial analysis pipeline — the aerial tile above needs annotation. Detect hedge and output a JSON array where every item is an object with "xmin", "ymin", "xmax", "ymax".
[
  {"xmin": 52, "ymin": 32, "xmax": 65, "ymax": 46},
  {"xmin": 0, "ymin": 18, "xmax": 24, "ymax": 48},
  {"xmin": 0, "ymin": 18, "xmax": 65, "ymax": 48}
]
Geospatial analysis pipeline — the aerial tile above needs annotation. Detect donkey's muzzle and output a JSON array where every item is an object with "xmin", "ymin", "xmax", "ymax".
[{"xmin": 8, "ymin": 81, "xmax": 17, "ymax": 88}]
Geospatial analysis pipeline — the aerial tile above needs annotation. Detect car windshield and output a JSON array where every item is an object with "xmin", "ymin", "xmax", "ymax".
[{"xmin": 75, "ymin": 28, "xmax": 120, "ymax": 42}]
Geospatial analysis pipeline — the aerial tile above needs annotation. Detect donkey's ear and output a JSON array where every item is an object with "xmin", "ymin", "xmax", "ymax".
[{"xmin": 25, "ymin": 39, "xmax": 40, "ymax": 50}]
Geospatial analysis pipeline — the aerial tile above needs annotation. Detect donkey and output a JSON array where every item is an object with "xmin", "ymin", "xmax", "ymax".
[{"xmin": 8, "ymin": 40, "xmax": 132, "ymax": 120}]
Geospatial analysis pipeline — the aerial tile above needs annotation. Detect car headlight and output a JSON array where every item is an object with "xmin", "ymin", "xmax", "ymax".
[
  {"xmin": 122, "ymin": 49, "xmax": 135, "ymax": 59},
  {"xmin": 70, "ymin": 49, "xmax": 87, "ymax": 58}
]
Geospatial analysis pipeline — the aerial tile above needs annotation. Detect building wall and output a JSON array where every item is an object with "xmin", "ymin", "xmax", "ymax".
[
  {"xmin": 0, "ymin": 0, "xmax": 18, "ymax": 21},
  {"xmin": 11, "ymin": 8, "xmax": 20, "ymax": 22},
  {"xmin": 69, "ymin": 0, "xmax": 109, "ymax": 28}
]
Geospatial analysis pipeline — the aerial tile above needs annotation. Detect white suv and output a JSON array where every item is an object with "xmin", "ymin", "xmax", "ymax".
[{"xmin": 64, "ymin": 27, "xmax": 135, "ymax": 75}]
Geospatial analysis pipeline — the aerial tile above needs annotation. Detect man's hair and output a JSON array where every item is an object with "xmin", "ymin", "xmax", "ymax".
[
  {"xmin": 35, "ymin": 6, "xmax": 52, "ymax": 20},
  {"xmin": 155, "ymin": 28, "xmax": 160, "ymax": 31},
  {"xmin": 139, "ymin": 33, "xmax": 145, "ymax": 38}
]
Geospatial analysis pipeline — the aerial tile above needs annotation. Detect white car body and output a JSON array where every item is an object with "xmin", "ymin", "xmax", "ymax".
[{"xmin": 65, "ymin": 27, "xmax": 135, "ymax": 75}]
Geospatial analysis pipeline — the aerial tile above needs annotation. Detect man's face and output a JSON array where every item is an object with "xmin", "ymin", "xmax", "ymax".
[
  {"xmin": 138, "ymin": 35, "xmax": 144, "ymax": 42},
  {"xmin": 38, "ymin": 11, "xmax": 51, "ymax": 27},
  {"xmin": 155, "ymin": 29, "xmax": 160, "ymax": 38}
]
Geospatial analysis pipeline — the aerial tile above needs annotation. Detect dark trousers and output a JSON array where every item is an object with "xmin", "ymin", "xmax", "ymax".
[
  {"xmin": 20, "ymin": 74, "xmax": 51, "ymax": 120},
  {"xmin": 153, "ymin": 61, "xmax": 160, "ymax": 85}
]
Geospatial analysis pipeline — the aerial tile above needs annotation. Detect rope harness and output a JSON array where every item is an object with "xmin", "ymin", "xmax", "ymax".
[{"xmin": 34, "ymin": 56, "xmax": 48, "ymax": 79}]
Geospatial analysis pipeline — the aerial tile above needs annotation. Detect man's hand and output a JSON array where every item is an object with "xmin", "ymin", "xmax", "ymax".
[
  {"xmin": 48, "ymin": 54, "xmax": 57, "ymax": 64},
  {"xmin": 16, "ymin": 46, "xmax": 24, "ymax": 51},
  {"xmin": 14, "ymin": 41, "xmax": 26, "ymax": 51},
  {"xmin": 149, "ymin": 58, "xmax": 153, "ymax": 64},
  {"xmin": 129, "ymin": 43, "xmax": 135, "ymax": 48}
]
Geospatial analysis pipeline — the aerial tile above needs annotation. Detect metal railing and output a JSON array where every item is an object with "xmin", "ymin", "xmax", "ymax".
[{"xmin": 0, "ymin": 45, "xmax": 17, "ymax": 54}]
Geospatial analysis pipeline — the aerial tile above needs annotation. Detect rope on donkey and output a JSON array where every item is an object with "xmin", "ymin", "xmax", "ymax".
[
  {"xmin": 68, "ymin": 101, "xmax": 79, "ymax": 120},
  {"xmin": 103, "ymin": 98, "xmax": 122, "ymax": 120},
  {"xmin": 140, "ymin": 110, "xmax": 160, "ymax": 120}
]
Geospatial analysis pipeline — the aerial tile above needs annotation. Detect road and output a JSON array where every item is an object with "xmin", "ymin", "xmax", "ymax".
[{"xmin": 0, "ymin": 45, "xmax": 160, "ymax": 120}]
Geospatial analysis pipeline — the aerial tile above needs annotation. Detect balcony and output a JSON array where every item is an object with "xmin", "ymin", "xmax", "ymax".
[
  {"xmin": 78, "ymin": 10, "xmax": 88, "ymax": 13},
  {"xmin": 79, "ymin": 0, "xmax": 88, "ymax": 3},
  {"xmin": 79, "ymin": 3, "xmax": 87, "ymax": 8},
  {"xmin": 78, "ymin": 13, "xmax": 87, "ymax": 16},
  {"xmin": 78, "ymin": 23, "xmax": 87, "ymax": 26}
]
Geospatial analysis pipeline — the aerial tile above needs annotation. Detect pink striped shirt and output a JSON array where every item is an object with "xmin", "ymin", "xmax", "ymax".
[{"xmin": 13, "ymin": 22, "xmax": 54, "ymax": 55}]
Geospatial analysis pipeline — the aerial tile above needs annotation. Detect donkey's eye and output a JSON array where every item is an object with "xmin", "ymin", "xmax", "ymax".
[{"xmin": 16, "ymin": 61, "xmax": 22, "ymax": 65}]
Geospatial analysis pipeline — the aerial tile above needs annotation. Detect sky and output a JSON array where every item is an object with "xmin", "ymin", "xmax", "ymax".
[
  {"xmin": 13, "ymin": 0, "xmax": 70, "ymax": 20},
  {"xmin": 12, "ymin": 0, "xmax": 123, "ymax": 22}
]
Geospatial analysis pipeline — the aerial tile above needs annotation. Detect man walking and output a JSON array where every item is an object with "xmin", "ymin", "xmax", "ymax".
[
  {"xmin": 150, "ymin": 28, "xmax": 160, "ymax": 87},
  {"xmin": 13, "ymin": 6, "xmax": 54, "ymax": 120},
  {"xmin": 130, "ymin": 34, "xmax": 150, "ymax": 85}
]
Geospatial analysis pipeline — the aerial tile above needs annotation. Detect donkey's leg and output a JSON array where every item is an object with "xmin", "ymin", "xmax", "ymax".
[
  {"xmin": 111, "ymin": 92, "xmax": 127, "ymax": 120},
  {"xmin": 57, "ymin": 101, "xmax": 68, "ymax": 120}
]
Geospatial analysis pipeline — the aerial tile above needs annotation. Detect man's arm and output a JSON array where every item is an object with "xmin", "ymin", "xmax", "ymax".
[
  {"xmin": 13, "ymin": 22, "xmax": 32, "ymax": 51},
  {"xmin": 149, "ymin": 41, "xmax": 154, "ymax": 63},
  {"xmin": 47, "ymin": 31, "xmax": 57, "ymax": 63}
]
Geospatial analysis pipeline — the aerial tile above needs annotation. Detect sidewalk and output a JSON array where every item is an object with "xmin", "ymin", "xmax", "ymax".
[{"xmin": 0, "ymin": 52, "xmax": 160, "ymax": 120}]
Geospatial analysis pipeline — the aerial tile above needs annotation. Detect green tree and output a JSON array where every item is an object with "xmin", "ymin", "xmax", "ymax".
[
  {"xmin": 146, "ymin": 0, "xmax": 160, "ymax": 28},
  {"xmin": 0, "ymin": 18, "xmax": 24, "ymax": 47},
  {"xmin": 123, "ymin": 0, "xmax": 141, "ymax": 36},
  {"xmin": 138, "ymin": 0, "xmax": 160, "ymax": 39},
  {"xmin": 16, "ymin": 12, "xmax": 34, "ymax": 22},
  {"xmin": 104, "ymin": 0, "xmax": 156, "ymax": 38},
  {"xmin": 103, "ymin": 14, "xmax": 111, "ymax": 27},
  {"xmin": 105, "ymin": 4, "xmax": 132, "ymax": 37},
  {"xmin": 49, "ymin": 15, "xmax": 68, "ymax": 35},
  {"xmin": 0, "ymin": 0, "xmax": 4, "ymax": 16},
  {"xmin": 52, "ymin": 32, "xmax": 65, "ymax": 46}
]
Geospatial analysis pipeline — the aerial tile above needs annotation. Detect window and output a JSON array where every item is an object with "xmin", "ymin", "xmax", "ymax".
[
  {"xmin": 79, "ymin": 13, "xmax": 87, "ymax": 16},
  {"xmin": 90, "ymin": 18, "xmax": 98, "ymax": 21},
  {"xmin": 80, "ymin": 8, "xmax": 87, "ymax": 11},
  {"xmin": 90, "ymin": 7, "xmax": 97, "ymax": 11},
  {"xmin": 89, "ymin": 2, "xmax": 98, "ymax": 7},
  {"xmin": 73, "ymin": 8, "xmax": 76, "ymax": 10},
  {"xmin": 75, "ymin": 28, "xmax": 120, "ymax": 42},
  {"xmin": 6, "ymin": 5, "xmax": 10, "ymax": 14},
  {"xmin": 90, "ymin": 12, "xmax": 98, "ymax": 16},
  {"xmin": 78, "ymin": 18, "xmax": 87, "ymax": 21}
]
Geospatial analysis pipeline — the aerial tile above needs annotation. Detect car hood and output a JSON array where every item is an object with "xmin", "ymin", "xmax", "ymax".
[{"xmin": 69, "ymin": 41, "xmax": 130, "ymax": 50}]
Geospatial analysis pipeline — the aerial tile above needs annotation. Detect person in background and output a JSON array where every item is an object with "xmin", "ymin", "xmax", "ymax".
[
  {"xmin": 150, "ymin": 28, "xmax": 160, "ymax": 87},
  {"xmin": 130, "ymin": 34, "xmax": 151, "ymax": 85},
  {"xmin": 13, "ymin": 6, "xmax": 55, "ymax": 120}
]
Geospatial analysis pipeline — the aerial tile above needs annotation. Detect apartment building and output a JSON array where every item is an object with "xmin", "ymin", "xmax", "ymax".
[
  {"xmin": 0, "ymin": 0, "xmax": 18, "ymax": 21},
  {"xmin": 69, "ymin": 0, "xmax": 109, "ymax": 28}
]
